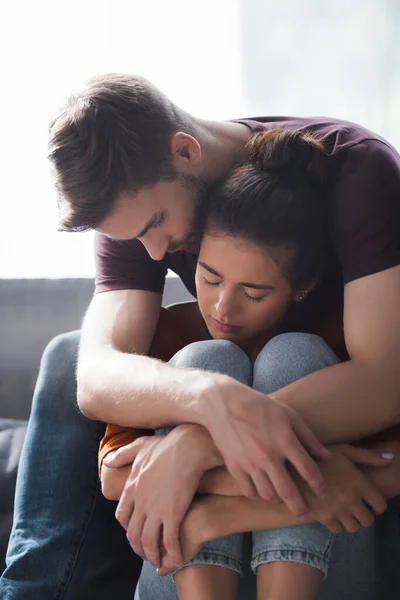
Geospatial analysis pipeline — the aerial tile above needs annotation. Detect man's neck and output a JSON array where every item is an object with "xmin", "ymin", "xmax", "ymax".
[{"xmin": 195, "ymin": 119, "xmax": 253, "ymax": 179}]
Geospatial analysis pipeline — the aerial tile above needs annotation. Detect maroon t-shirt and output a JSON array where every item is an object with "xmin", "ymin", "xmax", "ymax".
[{"xmin": 95, "ymin": 116, "xmax": 400, "ymax": 358}]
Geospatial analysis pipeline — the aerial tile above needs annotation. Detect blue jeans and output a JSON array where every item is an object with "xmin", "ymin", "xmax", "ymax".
[
  {"xmin": 1, "ymin": 332, "xmax": 400, "ymax": 600},
  {"xmin": 0, "ymin": 331, "xmax": 141, "ymax": 600},
  {"xmin": 156, "ymin": 335, "xmax": 337, "ymax": 579},
  {"xmin": 137, "ymin": 336, "xmax": 400, "ymax": 600}
]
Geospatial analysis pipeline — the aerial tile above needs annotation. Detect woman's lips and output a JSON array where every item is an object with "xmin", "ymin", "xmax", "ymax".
[{"xmin": 210, "ymin": 316, "xmax": 243, "ymax": 334}]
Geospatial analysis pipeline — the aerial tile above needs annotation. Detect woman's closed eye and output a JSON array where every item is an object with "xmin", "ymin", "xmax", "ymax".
[
  {"xmin": 244, "ymin": 291, "xmax": 266, "ymax": 302},
  {"xmin": 203, "ymin": 277, "xmax": 221, "ymax": 287},
  {"xmin": 203, "ymin": 276, "xmax": 267, "ymax": 302}
]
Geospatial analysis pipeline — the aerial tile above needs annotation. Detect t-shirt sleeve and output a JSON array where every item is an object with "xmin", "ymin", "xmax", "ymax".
[
  {"xmin": 331, "ymin": 140, "xmax": 400, "ymax": 284},
  {"xmin": 98, "ymin": 424, "xmax": 153, "ymax": 476},
  {"xmin": 94, "ymin": 232, "xmax": 168, "ymax": 294}
]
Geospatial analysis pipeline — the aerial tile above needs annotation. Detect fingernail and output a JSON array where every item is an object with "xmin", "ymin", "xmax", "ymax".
[
  {"xmin": 103, "ymin": 452, "xmax": 116, "ymax": 464},
  {"xmin": 381, "ymin": 453, "xmax": 394, "ymax": 459}
]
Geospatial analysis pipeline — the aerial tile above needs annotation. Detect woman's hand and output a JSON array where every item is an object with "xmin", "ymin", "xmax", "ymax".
[
  {"xmin": 306, "ymin": 444, "xmax": 391, "ymax": 533},
  {"xmin": 202, "ymin": 379, "xmax": 331, "ymax": 517},
  {"xmin": 103, "ymin": 424, "xmax": 221, "ymax": 569},
  {"xmin": 156, "ymin": 443, "xmax": 396, "ymax": 575}
]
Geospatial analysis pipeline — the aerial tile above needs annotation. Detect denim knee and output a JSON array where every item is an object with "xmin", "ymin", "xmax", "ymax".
[
  {"xmin": 32, "ymin": 330, "xmax": 81, "ymax": 417},
  {"xmin": 42, "ymin": 330, "xmax": 81, "ymax": 365},
  {"xmin": 252, "ymin": 522, "xmax": 334, "ymax": 579},
  {"xmin": 169, "ymin": 339, "xmax": 252, "ymax": 385},
  {"xmin": 253, "ymin": 333, "xmax": 340, "ymax": 395},
  {"xmin": 172, "ymin": 533, "xmax": 244, "ymax": 578}
]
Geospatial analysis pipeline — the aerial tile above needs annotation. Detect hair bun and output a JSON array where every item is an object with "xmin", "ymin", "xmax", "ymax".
[{"xmin": 246, "ymin": 128, "xmax": 328, "ymax": 184}]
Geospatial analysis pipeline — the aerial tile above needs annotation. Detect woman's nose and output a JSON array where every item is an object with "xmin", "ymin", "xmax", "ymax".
[{"xmin": 216, "ymin": 290, "xmax": 234, "ymax": 320}]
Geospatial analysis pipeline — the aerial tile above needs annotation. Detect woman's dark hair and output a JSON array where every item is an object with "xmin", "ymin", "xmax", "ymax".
[{"xmin": 205, "ymin": 128, "xmax": 329, "ymax": 288}]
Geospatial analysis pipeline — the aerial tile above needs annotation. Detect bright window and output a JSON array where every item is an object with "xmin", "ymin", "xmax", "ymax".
[{"xmin": 1, "ymin": 0, "xmax": 398, "ymax": 277}]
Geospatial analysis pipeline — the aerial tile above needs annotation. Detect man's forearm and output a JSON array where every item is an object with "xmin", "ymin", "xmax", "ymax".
[
  {"xmin": 270, "ymin": 360, "xmax": 400, "ymax": 443},
  {"xmin": 101, "ymin": 424, "xmax": 225, "ymax": 501},
  {"xmin": 78, "ymin": 349, "xmax": 228, "ymax": 427}
]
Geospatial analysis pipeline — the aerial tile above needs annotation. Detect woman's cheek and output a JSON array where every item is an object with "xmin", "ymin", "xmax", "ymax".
[
  {"xmin": 251, "ymin": 300, "xmax": 281, "ymax": 331},
  {"xmin": 196, "ymin": 284, "xmax": 209, "ymax": 319}
]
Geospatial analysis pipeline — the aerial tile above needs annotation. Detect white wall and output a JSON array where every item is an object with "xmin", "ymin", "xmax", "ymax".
[{"xmin": 1, "ymin": 0, "xmax": 399, "ymax": 277}]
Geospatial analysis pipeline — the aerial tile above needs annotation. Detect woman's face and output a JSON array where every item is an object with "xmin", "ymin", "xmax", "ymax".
[{"xmin": 196, "ymin": 233, "xmax": 300, "ymax": 345}]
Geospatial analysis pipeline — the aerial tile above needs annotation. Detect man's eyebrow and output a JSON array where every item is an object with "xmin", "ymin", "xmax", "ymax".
[
  {"xmin": 136, "ymin": 212, "xmax": 159, "ymax": 238},
  {"xmin": 198, "ymin": 261, "xmax": 275, "ymax": 290}
]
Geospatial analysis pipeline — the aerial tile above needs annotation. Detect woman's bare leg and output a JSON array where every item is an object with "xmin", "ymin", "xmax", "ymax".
[
  {"xmin": 174, "ymin": 564, "xmax": 239, "ymax": 600},
  {"xmin": 256, "ymin": 562, "xmax": 322, "ymax": 600}
]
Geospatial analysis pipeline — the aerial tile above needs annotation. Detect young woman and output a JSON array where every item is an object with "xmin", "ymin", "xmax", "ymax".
[{"xmin": 99, "ymin": 129, "xmax": 400, "ymax": 600}]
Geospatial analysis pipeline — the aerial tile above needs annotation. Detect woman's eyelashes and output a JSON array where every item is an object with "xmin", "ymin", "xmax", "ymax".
[
  {"xmin": 243, "ymin": 292, "xmax": 266, "ymax": 302},
  {"xmin": 202, "ymin": 277, "xmax": 266, "ymax": 303},
  {"xmin": 203, "ymin": 277, "xmax": 221, "ymax": 287}
]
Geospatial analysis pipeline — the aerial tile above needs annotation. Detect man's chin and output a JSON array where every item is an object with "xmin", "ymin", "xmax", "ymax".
[
  {"xmin": 169, "ymin": 243, "xmax": 190, "ymax": 253},
  {"xmin": 169, "ymin": 235, "xmax": 199, "ymax": 254}
]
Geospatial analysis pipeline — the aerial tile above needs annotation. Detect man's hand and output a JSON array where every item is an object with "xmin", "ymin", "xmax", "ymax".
[
  {"xmin": 103, "ymin": 424, "xmax": 220, "ymax": 568},
  {"xmin": 203, "ymin": 379, "xmax": 331, "ymax": 516},
  {"xmin": 306, "ymin": 444, "xmax": 389, "ymax": 533}
]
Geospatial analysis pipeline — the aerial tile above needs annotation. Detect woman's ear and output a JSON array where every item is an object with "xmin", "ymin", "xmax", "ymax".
[
  {"xmin": 293, "ymin": 278, "xmax": 318, "ymax": 302},
  {"xmin": 170, "ymin": 131, "xmax": 202, "ymax": 170}
]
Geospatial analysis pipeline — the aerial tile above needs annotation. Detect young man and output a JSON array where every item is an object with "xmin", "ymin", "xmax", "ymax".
[{"xmin": 1, "ymin": 73, "xmax": 400, "ymax": 600}]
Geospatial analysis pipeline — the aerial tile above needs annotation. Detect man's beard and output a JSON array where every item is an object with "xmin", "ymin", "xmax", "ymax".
[{"xmin": 167, "ymin": 174, "xmax": 218, "ymax": 253}]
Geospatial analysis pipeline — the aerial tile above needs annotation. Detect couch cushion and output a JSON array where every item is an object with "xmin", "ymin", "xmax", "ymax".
[{"xmin": 0, "ymin": 419, "xmax": 28, "ymax": 573}]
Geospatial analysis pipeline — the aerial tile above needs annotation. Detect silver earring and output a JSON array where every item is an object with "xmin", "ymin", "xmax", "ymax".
[{"xmin": 298, "ymin": 290, "xmax": 308, "ymax": 301}]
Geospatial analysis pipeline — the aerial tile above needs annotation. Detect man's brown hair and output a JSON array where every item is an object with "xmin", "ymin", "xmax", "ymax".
[{"xmin": 48, "ymin": 74, "xmax": 194, "ymax": 232}]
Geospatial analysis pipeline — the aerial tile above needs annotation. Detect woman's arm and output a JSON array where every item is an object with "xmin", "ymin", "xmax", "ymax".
[
  {"xmin": 101, "ymin": 441, "xmax": 400, "ymax": 524},
  {"xmin": 155, "ymin": 441, "xmax": 400, "ymax": 574}
]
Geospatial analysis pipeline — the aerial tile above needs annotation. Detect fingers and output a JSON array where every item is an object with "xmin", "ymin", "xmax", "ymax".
[
  {"xmin": 285, "ymin": 430, "xmax": 327, "ymax": 499},
  {"xmin": 351, "ymin": 503, "xmax": 375, "ymax": 528},
  {"xmin": 337, "ymin": 513, "xmax": 361, "ymax": 533},
  {"xmin": 293, "ymin": 417, "xmax": 331, "ymax": 461},
  {"xmin": 323, "ymin": 519, "xmax": 343, "ymax": 534},
  {"xmin": 228, "ymin": 465, "xmax": 258, "ymax": 499},
  {"xmin": 126, "ymin": 512, "xmax": 146, "ymax": 559},
  {"xmin": 115, "ymin": 484, "xmax": 135, "ymax": 530},
  {"xmin": 248, "ymin": 469, "xmax": 277, "ymax": 502},
  {"xmin": 266, "ymin": 460, "xmax": 308, "ymax": 517},
  {"xmin": 363, "ymin": 483, "xmax": 387, "ymax": 516},
  {"xmin": 162, "ymin": 519, "xmax": 184, "ymax": 568},
  {"xmin": 341, "ymin": 445, "xmax": 394, "ymax": 468},
  {"xmin": 141, "ymin": 518, "xmax": 162, "ymax": 567},
  {"xmin": 157, "ymin": 566, "xmax": 173, "ymax": 577},
  {"xmin": 104, "ymin": 439, "xmax": 143, "ymax": 468}
]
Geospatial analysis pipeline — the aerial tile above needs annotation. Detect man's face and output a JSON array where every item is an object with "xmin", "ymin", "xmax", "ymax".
[{"xmin": 96, "ymin": 175, "xmax": 210, "ymax": 260}]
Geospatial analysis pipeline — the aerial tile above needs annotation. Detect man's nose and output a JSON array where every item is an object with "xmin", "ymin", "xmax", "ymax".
[{"xmin": 140, "ymin": 233, "xmax": 169, "ymax": 261}]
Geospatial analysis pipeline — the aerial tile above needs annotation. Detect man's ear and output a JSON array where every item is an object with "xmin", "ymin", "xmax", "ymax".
[{"xmin": 170, "ymin": 132, "xmax": 202, "ymax": 170}]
